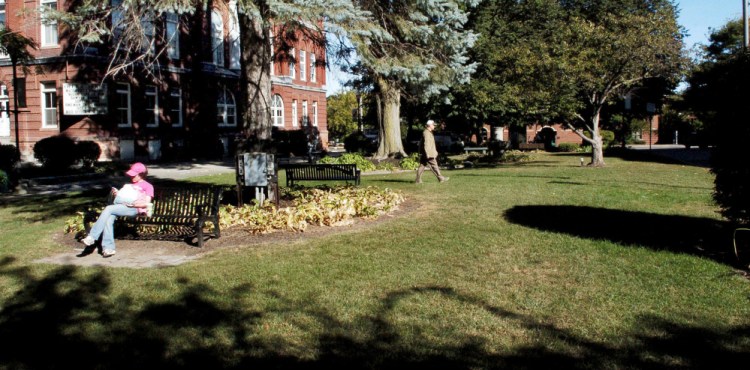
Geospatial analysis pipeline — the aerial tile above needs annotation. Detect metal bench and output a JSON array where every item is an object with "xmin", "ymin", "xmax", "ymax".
[
  {"xmin": 85, "ymin": 185, "xmax": 223, "ymax": 247},
  {"xmin": 284, "ymin": 164, "xmax": 361, "ymax": 187}
]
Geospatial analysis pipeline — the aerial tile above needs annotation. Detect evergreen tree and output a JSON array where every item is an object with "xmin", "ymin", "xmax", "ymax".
[{"xmin": 345, "ymin": 0, "xmax": 478, "ymax": 159}]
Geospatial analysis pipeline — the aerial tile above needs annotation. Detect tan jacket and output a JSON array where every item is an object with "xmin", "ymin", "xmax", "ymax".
[{"xmin": 421, "ymin": 129, "xmax": 438, "ymax": 159}]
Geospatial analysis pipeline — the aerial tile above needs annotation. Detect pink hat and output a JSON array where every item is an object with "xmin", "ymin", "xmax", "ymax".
[{"xmin": 125, "ymin": 162, "xmax": 147, "ymax": 177}]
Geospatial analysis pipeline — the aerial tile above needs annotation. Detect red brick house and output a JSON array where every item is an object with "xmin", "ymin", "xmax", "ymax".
[{"xmin": 0, "ymin": 0, "xmax": 327, "ymax": 162}]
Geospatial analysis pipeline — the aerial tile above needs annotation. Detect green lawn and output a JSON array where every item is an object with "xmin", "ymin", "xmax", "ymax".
[{"xmin": 1, "ymin": 152, "xmax": 748, "ymax": 369}]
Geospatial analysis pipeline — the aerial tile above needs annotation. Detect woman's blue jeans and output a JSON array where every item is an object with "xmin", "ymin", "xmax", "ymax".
[{"xmin": 88, "ymin": 204, "xmax": 138, "ymax": 252}]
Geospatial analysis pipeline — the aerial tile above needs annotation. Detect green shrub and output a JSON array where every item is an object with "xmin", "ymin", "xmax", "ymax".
[
  {"xmin": 499, "ymin": 150, "xmax": 535, "ymax": 163},
  {"xmin": 601, "ymin": 130, "xmax": 616, "ymax": 147},
  {"xmin": 0, "ymin": 144, "xmax": 20, "ymax": 172},
  {"xmin": 76, "ymin": 141, "xmax": 101, "ymax": 168},
  {"xmin": 34, "ymin": 135, "xmax": 78, "ymax": 169},
  {"xmin": 319, "ymin": 153, "xmax": 377, "ymax": 172},
  {"xmin": 0, "ymin": 169, "xmax": 8, "ymax": 192},
  {"xmin": 399, "ymin": 153, "xmax": 420, "ymax": 170},
  {"xmin": 556, "ymin": 143, "xmax": 581, "ymax": 152}
]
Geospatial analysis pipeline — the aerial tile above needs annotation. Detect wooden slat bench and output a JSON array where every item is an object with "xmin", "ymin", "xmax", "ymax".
[
  {"xmin": 85, "ymin": 185, "xmax": 224, "ymax": 247},
  {"xmin": 284, "ymin": 164, "xmax": 361, "ymax": 187}
]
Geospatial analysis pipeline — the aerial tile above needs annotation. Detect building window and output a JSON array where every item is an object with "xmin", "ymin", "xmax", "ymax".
[
  {"xmin": 0, "ymin": 0, "xmax": 6, "ymax": 29},
  {"xmin": 291, "ymin": 99, "xmax": 298, "ymax": 127},
  {"xmin": 166, "ymin": 13, "xmax": 180, "ymax": 59},
  {"xmin": 15, "ymin": 77, "xmax": 26, "ymax": 108},
  {"xmin": 310, "ymin": 53, "xmax": 316, "ymax": 82},
  {"xmin": 312, "ymin": 101, "xmax": 318, "ymax": 127},
  {"xmin": 211, "ymin": 10, "xmax": 224, "ymax": 66},
  {"xmin": 40, "ymin": 0, "xmax": 58, "ymax": 47},
  {"xmin": 228, "ymin": 3, "xmax": 241, "ymax": 70},
  {"xmin": 288, "ymin": 48, "xmax": 295, "ymax": 79},
  {"xmin": 302, "ymin": 100, "xmax": 308, "ymax": 126},
  {"xmin": 299, "ymin": 50, "xmax": 306, "ymax": 81},
  {"xmin": 217, "ymin": 87, "xmax": 236, "ymax": 127},
  {"xmin": 40, "ymin": 82, "xmax": 57, "ymax": 128},
  {"xmin": 271, "ymin": 94, "xmax": 284, "ymax": 127},
  {"xmin": 141, "ymin": 13, "xmax": 155, "ymax": 54},
  {"xmin": 0, "ymin": 0, "xmax": 5, "ymax": 59},
  {"xmin": 145, "ymin": 86, "xmax": 158, "ymax": 127},
  {"xmin": 169, "ymin": 88, "xmax": 182, "ymax": 127},
  {"xmin": 116, "ymin": 83, "xmax": 132, "ymax": 127}
]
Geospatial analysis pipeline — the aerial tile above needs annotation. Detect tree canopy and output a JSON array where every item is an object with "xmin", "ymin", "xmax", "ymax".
[
  {"xmin": 345, "ymin": 0, "xmax": 479, "ymax": 158},
  {"xmin": 451, "ymin": 0, "xmax": 685, "ymax": 166}
]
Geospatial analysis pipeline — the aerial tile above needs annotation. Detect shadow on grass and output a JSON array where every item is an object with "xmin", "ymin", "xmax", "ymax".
[
  {"xmin": 1, "ymin": 257, "xmax": 747, "ymax": 369},
  {"xmin": 0, "ymin": 179, "xmax": 234, "ymax": 222},
  {"xmin": 504, "ymin": 205, "xmax": 737, "ymax": 266}
]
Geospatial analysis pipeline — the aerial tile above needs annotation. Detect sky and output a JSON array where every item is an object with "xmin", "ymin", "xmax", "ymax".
[{"xmin": 325, "ymin": 0, "xmax": 746, "ymax": 96}]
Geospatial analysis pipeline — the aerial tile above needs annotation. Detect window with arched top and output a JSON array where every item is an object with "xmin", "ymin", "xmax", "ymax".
[
  {"xmin": 272, "ymin": 94, "xmax": 284, "ymax": 127},
  {"xmin": 217, "ymin": 87, "xmax": 236, "ymax": 127}
]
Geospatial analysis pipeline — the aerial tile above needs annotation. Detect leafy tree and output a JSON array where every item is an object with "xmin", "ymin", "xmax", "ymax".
[
  {"xmin": 54, "ymin": 0, "xmax": 372, "ymax": 151},
  {"xmin": 346, "ymin": 0, "xmax": 478, "ymax": 159},
  {"xmin": 453, "ymin": 0, "xmax": 685, "ymax": 166},
  {"xmin": 684, "ymin": 18, "xmax": 750, "ymax": 224},
  {"xmin": 326, "ymin": 90, "xmax": 360, "ymax": 140},
  {"xmin": 0, "ymin": 28, "xmax": 37, "ymax": 150}
]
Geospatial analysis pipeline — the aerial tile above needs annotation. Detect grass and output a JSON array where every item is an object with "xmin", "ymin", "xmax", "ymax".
[{"xmin": 1, "ymin": 152, "xmax": 749, "ymax": 369}]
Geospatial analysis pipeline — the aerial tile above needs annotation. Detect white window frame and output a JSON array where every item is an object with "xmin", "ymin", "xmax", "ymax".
[
  {"xmin": 116, "ymin": 83, "xmax": 132, "ymax": 128},
  {"xmin": 40, "ymin": 0, "xmax": 59, "ymax": 47},
  {"xmin": 312, "ymin": 101, "xmax": 318, "ymax": 127},
  {"xmin": 309, "ymin": 53, "xmax": 316, "ymax": 82},
  {"xmin": 166, "ymin": 13, "xmax": 180, "ymax": 60},
  {"xmin": 271, "ymin": 94, "xmax": 284, "ymax": 127},
  {"xmin": 299, "ymin": 50, "xmax": 306, "ymax": 81},
  {"xmin": 211, "ymin": 10, "xmax": 224, "ymax": 66},
  {"xmin": 302, "ymin": 100, "xmax": 308, "ymax": 126},
  {"xmin": 217, "ymin": 87, "xmax": 236, "ymax": 127},
  {"xmin": 40, "ymin": 82, "xmax": 57, "ymax": 129},
  {"xmin": 145, "ymin": 85, "xmax": 159, "ymax": 127},
  {"xmin": 288, "ymin": 48, "xmax": 296, "ymax": 79},
  {"xmin": 291, "ymin": 99, "xmax": 298, "ymax": 127}
]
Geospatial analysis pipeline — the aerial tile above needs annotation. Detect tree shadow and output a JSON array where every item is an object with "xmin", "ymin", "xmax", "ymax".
[
  {"xmin": 504, "ymin": 205, "xmax": 737, "ymax": 266},
  {"xmin": 0, "ymin": 258, "xmax": 748, "ymax": 369}
]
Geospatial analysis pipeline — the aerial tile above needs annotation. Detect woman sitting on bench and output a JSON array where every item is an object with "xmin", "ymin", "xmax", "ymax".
[{"xmin": 79, "ymin": 162, "xmax": 154, "ymax": 258}]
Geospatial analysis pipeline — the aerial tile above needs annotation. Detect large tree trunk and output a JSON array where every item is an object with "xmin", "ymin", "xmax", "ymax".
[
  {"xmin": 239, "ymin": 5, "xmax": 273, "ymax": 152},
  {"xmin": 375, "ymin": 78, "xmax": 406, "ymax": 159},
  {"xmin": 589, "ymin": 110, "xmax": 606, "ymax": 167}
]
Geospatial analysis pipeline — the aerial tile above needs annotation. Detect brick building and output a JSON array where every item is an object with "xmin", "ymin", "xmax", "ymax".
[{"xmin": 0, "ymin": 0, "xmax": 327, "ymax": 162}]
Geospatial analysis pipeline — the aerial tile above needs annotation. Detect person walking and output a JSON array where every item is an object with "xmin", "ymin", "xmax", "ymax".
[
  {"xmin": 415, "ymin": 120, "xmax": 449, "ymax": 184},
  {"xmin": 80, "ymin": 162, "xmax": 154, "ymax": 257}
]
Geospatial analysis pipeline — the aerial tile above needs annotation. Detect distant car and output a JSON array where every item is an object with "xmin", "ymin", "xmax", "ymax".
[
  {"xmin": 433, "ymin": 132, "xmax": 464, "ymax": 153},
  {"xmin": 363, "ymin": 129, "xmax": 379, "ymax": 145}
]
